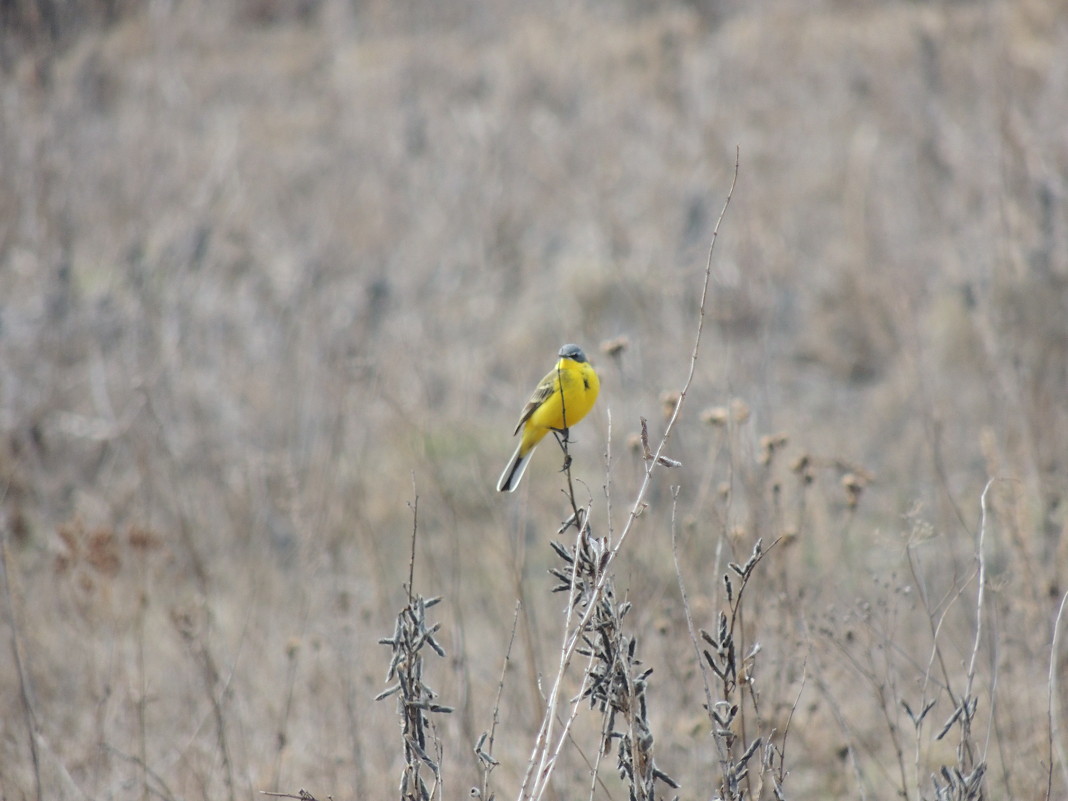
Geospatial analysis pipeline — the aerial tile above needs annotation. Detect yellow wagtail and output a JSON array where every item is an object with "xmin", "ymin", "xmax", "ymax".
[{"xmin": 497, "ymin": 344, "xmax": 600, "ymax": 492}]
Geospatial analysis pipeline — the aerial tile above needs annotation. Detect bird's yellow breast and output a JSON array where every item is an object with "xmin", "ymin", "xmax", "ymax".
[{"xmin": 525, "ymin": 357, "xmax": 600, "ymax": 437}]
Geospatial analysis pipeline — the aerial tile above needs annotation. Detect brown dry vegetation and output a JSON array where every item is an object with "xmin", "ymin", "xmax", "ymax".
[{"xmin": 1, "ymin": 1, "xmax": 1067, "ymax": 799}]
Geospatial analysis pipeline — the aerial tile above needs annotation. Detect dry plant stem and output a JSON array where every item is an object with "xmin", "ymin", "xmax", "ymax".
[
  {"xmin": 961, "ymin": 481, "xmax": 993, "ymax": 749},
  {"xmin": 895, "ymin": 482, "xmax": 997, "ymax": 801},
  {"xmin": 674, "ymin": 490, "xmax": 783, "ymax": 799},
  {"xmin": 537, "ymin": 647, "xmax": 598, "ymax": 800},
  {"xmin": 343, "ymin": 669, "xmax": 368, "ymax": 801},
  {"xmin": 518, "ymin": 153, "xmax": 738, "ymax": 801},
  {"xmin": 1048, "ymin": 590, "xmax": 1068, "ymax": 800},
  {"xmin": 670, "ymin": 487, "xmax": 717, "ymax": 725},
  {"xmin": 519, "ymin": 516, "xmax": 597, "ymax": 801},
  {"xmin": 534, "ymin": 451, "xmax": 659, "ymax": 800},
  {"xmin": 813, "ymin": 670, "xmax": 871, "ymax": 801},
  {"xmin": 543, "ymin": 522, "xmax": 665, "ymax": 801},
  {"xmin": 272, "ymin": 610, "xmax": 305, "ymax": 790},
  {"xmin": 260, "ymin": 791, "xmax": 322, "ymax": 801},
  {"xmin": 188, "ymin": 631, "xmax": 237, "ymax": 801},
  {"xmin": 707, "ymin": 540, "xmax": 777, "ymax": 801},
  {"xmin": 875, "ymin": 676, "xmax": 911, "ymax": 801},
  {"xmin": 909, "ymin": 545, "xmax": 969, "ymax": 676},
  {"xmin": 408, "ymin": 475, "xmax": 419, "ymax": 602},
  {"xmin": 640, "ymin": 152, "xmax": 738, "ymax": 496},
  {"xmin": 513, "ymin": 564, "xmax": 545, "ymax": 729},
  {"xmin": 734, "ymin": 607, "xmax": 752, "ymax": 799},
  {"xmin": 142, "ymin": 390, "xmax": 210, "ymax": 593},
  {"xmin": 106, "ymin": 745, "xmax": 180, "ymax": 801},
  {"xmin": 0, "ymin": 532, "xmax": 42, "ymax": 801},
  {"xmin": 558, "ymin": 430, "xmax": 582, "ymax": 528},
  {"xmin": 553, "ymin": 360, "xmax": 584, "ymax": 527},
  {"xmin": 984, "ymin": 608, "xmax": 1005, "ymax": 794},
  {"xmin": 906, "ymin": 536, "xmax": 976, "ymax": 748},
  {"xmin": 822, "ymin": 616, "xmax": 920, "ymax": 798},
  {"xmin": 932, "ymin": 480, "xmax": 993, "ymax": 796},
  {"xmin": 904, "ymin": 315, "xmax": 972, "ymax": 540},
  {"xmin": 477, "ymin": 602, "xmax": 522, "ymax": 801},
  {"xmin": 585, "ymin": 710, "xmax": 613, "ymax": 801},
  {"xmin": 960, "ymin": 482, "xmax": 991, "ymax": 691},
  {"xmin": 375, "ymin": 492, "xmax": 452, "ymax": 801},
  {"xmin": 774, "ymin": 662, "xmax": 808, "ymax": 789},
  {"xmin": 603, "ymin": 408, "xmax": 614, "ymax": 540}
]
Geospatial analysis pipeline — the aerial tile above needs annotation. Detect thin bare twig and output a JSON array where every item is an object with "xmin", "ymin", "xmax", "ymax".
[
  {"xmin": 379, "ymin": 487, "xmax": 451, "ymax": 801},
  {"xmin": 962, "ymin": 479, "xmax": 993, "ymax": 714},
  {"xmin": 408, "ymin": 472, "xmax": 419, "ymax": 603},
  {"xmin": 106, "ymin": 745, "xmax": 181, "ymax": 801},
  {"xmin": 476, "ymin": 602, "xmax": 521, "ymax": 801},
  {"xmin": 671, "ymin": 485, "xmax": 716, "ymax": 727},
  {"xmin": 1048, "ymin": 590, "xmax": 1068, "ymax": 801}
]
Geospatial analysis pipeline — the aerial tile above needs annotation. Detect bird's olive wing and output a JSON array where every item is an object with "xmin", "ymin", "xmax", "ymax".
[{"xmin": 512, "ymin": 370, "xmax": 558, "ymax": 435}]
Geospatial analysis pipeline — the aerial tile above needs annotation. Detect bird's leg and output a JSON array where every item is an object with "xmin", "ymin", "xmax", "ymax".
[
  {"xmin": 552, "ymin": 426, "xmax": 582, "ymax": 531},
  {"xmin": 552, "ymin": 428, "xmax": 573, "ymax": 471}
]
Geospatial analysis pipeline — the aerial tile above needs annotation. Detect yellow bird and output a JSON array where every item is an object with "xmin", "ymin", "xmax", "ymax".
[{"xmin": 497, "ymin": 344, "xmax": 600, "ymax": 493}]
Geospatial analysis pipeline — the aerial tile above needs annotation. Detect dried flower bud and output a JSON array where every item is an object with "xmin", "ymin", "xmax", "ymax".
[
  {"xmin": 600, "ymin": 335, "xmax": 629, "ymax": 357},
  {"xmin": 842, "ymin": 472, "xmax": 866, "ymax": 508},
  {"xmin": 701, "ymin": 406, "xmax": 729, "ymax": 426}
]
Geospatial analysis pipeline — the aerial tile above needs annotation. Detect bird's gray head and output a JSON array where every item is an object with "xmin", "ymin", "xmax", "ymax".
[{"xmin": 558, "ymin": 344, "xmax": 587, "ymax": 363}]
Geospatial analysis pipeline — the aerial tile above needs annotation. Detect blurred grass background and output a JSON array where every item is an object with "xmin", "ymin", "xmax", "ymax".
[{"xmin": 1, "ymin": 0, "xmax": 1066, "ymax": 799}]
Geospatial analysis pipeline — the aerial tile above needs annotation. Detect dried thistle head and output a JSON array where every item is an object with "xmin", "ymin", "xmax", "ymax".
[
  {"xmin": 600, "ymin": 335, "xmax": 629, "ymax": 358},
  {"xmin": 780, "ymin": 526, "xmax": 799, "ymax": 546},
  {"xmin": 791, "ymin": 453, "xmax": 814, "ymax": 484},
  {"xmin": 841, "ymin": 472, "xmax": 867, "ymax": 508},
  {"xmin": 729, "ymin": 398, "xmax": 751, "ymax": 424},
  {"xmin": 701, "ymin": 406, "xmax": 729, "ymax": 426},
  {"xmin": 758, "ymin": 433, "xmax": 788, "ymax": 465}
]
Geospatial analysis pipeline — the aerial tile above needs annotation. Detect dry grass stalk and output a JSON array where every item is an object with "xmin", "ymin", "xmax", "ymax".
[
  {"xmin": 472, "ymin": 602, "xmax": 517, "ymax": 801},
  {"xmin": 694, "ymin": 539, "xmax": 789, "ymax": 801},
  {"xmin": 375, "ymin": 495, "xmax": 453, "ymax": 801},
  {"xmin": 376, "ymin": 592, "xmax": 451, "ymax": 801},
  {"xmin": 549, "ymin": 525, "xmax": 678, "ymax": 801}
]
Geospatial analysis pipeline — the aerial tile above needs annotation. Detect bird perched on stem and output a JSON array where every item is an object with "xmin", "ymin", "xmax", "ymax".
[{"xmin": 497, "ymin": 344, "xmax": 600, "ymax": 493}]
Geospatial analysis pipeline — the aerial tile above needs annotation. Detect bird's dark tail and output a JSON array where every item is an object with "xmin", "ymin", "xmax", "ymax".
[{"xmin": 497, "ymin": 442, "xmax": 534, "ymax": 492}]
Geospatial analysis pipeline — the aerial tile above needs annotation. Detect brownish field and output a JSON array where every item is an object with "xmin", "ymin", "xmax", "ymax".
[{"xmin": 1, "ymin": 1, "xmax": 1066, "ymax": 799}]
